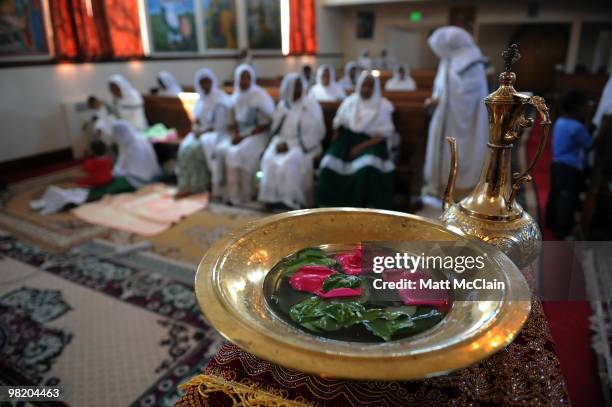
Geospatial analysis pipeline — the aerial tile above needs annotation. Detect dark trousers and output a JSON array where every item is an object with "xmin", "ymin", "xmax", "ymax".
[{"xmin": 545, "ymin": 162, "xmax": 583, "ymax": 238}]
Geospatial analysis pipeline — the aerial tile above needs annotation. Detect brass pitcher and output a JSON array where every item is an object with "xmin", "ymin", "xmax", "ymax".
[{"xmin": 440, "ymin": 44, "xmax": 551, "ymax": 268}]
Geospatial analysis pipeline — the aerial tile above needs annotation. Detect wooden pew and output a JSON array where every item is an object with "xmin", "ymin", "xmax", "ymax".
[{"xmin": 143, "ymin": 95, "xmax": 192, "ymax": 138}]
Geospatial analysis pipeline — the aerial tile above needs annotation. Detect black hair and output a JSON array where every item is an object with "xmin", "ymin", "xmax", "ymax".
[
  {"xmin": 87, "ymin": 95, "xmax": 99, "ymax": 107},
  {"xmin": 560, "ymin": 90, "xmax": 587, "ymax": 116},
  {"xmin": 90, "ymin": 140, "xmax": 107, "ymax": 157}
]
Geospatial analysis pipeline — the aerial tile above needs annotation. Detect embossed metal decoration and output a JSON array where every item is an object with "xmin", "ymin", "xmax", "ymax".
[
  {"xmin": 195, "ymin": 208, "xmax": 531, "ymax": 380},
  {"xmin": 440, "ymin": 44, "xmax": 551, "ymax": 268}
]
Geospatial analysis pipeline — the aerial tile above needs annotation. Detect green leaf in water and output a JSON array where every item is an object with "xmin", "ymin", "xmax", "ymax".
[{"xmin": 321, "ymin": 274, "xmax": 362, "ymax": 292}]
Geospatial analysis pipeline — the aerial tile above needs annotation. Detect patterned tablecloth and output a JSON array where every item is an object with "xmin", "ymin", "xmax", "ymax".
[{"xmin": 176, "ymin": 299, "xmax": 569, "ymax": 406}]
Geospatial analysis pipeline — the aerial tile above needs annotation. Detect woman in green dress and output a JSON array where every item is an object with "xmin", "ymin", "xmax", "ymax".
[{"xmin": 317, "ymin": 72, "xmax": 396, "ymax": 209}]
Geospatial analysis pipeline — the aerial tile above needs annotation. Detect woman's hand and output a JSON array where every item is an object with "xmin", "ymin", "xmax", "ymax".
[
  {"xmin": 349, "ymin": 145, "xmax": 362, "ymax": 158},
  {"xmin": 276, "ymin": 142, "xmax": 289, "ymax": 154},
  {"xmin": 350, "ymin": 136, "xmax": 384, "ymax": 158}
]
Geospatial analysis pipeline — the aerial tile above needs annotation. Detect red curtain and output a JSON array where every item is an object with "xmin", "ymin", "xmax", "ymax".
[
  {"xmin": 289, "ymin": 0, "xmax": 317, "ymax": 55},
  {"xmin": 49, "ymin": 0, "xmax": 142, "ymax": 61}
]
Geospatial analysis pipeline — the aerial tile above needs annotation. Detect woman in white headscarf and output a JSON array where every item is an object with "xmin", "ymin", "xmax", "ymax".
[
  {"xmin": 31, "ymin": 120, "xmax": 161, "ymax": 212},
  {"xmin": 224, "ymin": 64, "xmax": 275, "ymax": 205},
  {"xmin": 339, "ymin": 61, "xmax": 359, "ymax": 91},
  {"xmin": 384, "ymin": 63, "xmax": 417, "ymax": 91},
  {"xmin": 108, "ymin": 75, "xmax": 148, "ymax": 131},
  {"xmin": 175, "ymin": 68, "xmax": 231, "ymax": 198},
  {"xmin": 157, "ymin": 70, "xmax": 183, "ymax": 96},
  {"xmin": 317, "ymin": 71, "xmax": 395, "ymax": 209},
  {"xmin": 357, "ymin": 48, "xmax": 372, "ymax": 71},
  {"xmin": 107, "ymin": 120, "xmax": 161, "ymax": 188},
  {"xmin": 422, "ymin": 26, "xmax": 488, "ymax": 199},
  {"xmin": 258, "ymin": 73, "xmax": 325, "ymax": 209},
  {"xmin": 308, "ymin": 65, "xmax": 346, "ymax": 102}
]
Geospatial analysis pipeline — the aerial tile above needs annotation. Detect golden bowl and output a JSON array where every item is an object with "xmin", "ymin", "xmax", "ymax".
[{"xmin": 195, "ymin": 208, "xmax": 531, "ymax": 380}]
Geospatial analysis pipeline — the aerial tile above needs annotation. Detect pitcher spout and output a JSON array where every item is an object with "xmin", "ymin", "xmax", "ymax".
[{"xmin": 443, "ymin": 137, "xmax": 458, "ymax": 211}]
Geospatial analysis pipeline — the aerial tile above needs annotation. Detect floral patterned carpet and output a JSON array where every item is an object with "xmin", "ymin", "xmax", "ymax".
[{"xmin": 0, "ymin": 232, "xmax": 225, "ymax": 406}]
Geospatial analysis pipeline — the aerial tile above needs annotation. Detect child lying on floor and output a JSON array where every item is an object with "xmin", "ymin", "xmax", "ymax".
[
  {"xmin": 77, "ymin": 140, "xmax": 113, "ymax": 188},
  {"xmin": 31, "ymin": 121, "xmax": 161, "ymax": 214}
]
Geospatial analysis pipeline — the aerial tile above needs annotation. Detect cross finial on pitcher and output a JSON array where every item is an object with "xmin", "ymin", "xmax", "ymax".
[{"xmin": 502, "ymin": 44, "xmax": 521, "ymax": 72}]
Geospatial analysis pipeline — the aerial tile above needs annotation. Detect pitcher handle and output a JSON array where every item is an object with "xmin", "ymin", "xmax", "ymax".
[{"xmin": 507, "ymin": 96, "xmax": 551, "ymax": 210}]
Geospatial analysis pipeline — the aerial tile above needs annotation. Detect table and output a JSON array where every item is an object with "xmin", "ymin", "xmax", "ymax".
[{"xmin": 176, "ymin": 299, "xmax": 568, "ymax": 407}]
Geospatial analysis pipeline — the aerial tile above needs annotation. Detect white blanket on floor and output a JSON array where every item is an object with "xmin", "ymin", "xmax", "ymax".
[{"xmin": 30, "ymin": 186, "xmax": 89, "ymax": 215}]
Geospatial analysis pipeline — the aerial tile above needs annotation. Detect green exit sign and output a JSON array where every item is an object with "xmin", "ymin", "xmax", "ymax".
[{"xmin": 410, "ymin": 11, "xmax": 422, "ymax": 22}]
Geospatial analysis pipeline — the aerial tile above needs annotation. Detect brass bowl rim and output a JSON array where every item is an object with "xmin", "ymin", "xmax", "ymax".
[{"xmin": 195, "ymin": 207, "xmax": 531, "ymax": 380}]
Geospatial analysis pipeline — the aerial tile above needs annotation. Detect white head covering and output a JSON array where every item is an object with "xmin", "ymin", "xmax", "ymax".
[
  {"xmin": 385, "ymin": 63, "xmax": 417, "ymax": 91},
  {"xmin": 108, "ymin": 74, "xmax": 143, "ymax": 106},
  {"xmin": 308, "ymin": 65, "xmax": 346, "ymax": 102},
  {"xmin": 111, "ymin": 120, "xmax": 161, "ymax": 185},
  {"xmin": 279, "ymin": 72, "xmax": 306, "ymax": 108},
  {"xmin": 192, "ymin": 67, "xmax": 230, "ymax": 125},
  {"xmin": 157, "ymin": 70, "xmax": 182, "ymax": 96},
  {"xmin": 428, "ymin": 26, "xmax": 484, "ymax": 74},
  {"xmin": 272, "ymin": 73, "xmax": 325, "ymax": 153},
  {"xmin": 333, "ymin": 71, "xmax": 394, "ymax": 136},
  {"xmin": 231, "ymin": 63, "xmax": 275, "ymax": 124},
  {"xmin": 339, "ymin": 61, "xmax": 358, "ymax": 90},
  {"xmin": 593, "ymin": 75, "xmax": 612, "ymax": 129}
]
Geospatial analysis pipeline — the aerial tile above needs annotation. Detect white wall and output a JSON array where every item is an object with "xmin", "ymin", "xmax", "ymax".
[
  {"xmin": 0, "ymin": 55, "xmax": 342, "ymax": 163},
  {"xmin": 0, "ymin": 0, "xmax": 345, "ymax": 163}
]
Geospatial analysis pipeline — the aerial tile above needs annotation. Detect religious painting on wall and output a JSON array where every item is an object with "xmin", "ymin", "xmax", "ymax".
[
  {"xmin": 247, "ymin": 0, "xmax": 281, "ymax": 50},
  {"xmin": 203, "ymin": 0, "xmax": 237, "ymax": 49},
  {"xmin": 146, "ymin": 0, "xmax": 198, "ymax": 52},
  {"xmin": 0, "ymin": 0, "xmax": 51, "ymax": 59},
  {"xmin": 356, "ymin": 11, "xmax": 375, "ymax": 39}
]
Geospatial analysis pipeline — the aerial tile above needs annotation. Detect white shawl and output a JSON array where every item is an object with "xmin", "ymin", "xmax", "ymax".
[
  {"xmin": 333, "ymin": 72, "xmax": 395, "ymax": 137},
  {"xmin": 111, "ymin": 120, "xmax": 161, "ymax": 186},
  {"xmin": 593, "ymin": 75, "xmax": 612, "ymax": 130},
  {"xmin": 272, "ymin": 73, "xmax": 325, "ymax": 154},
  {"xmin": 231, "ymin": 64, "xmax": 275, "ymax": 133},
  {"xmin": 308, "ymin": 65, "xmax": 346, "ymax": 102}
]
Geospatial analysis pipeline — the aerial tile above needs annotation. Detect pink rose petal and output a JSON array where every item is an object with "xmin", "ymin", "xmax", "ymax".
[
  {"xmin": 315, "ymin": 287, "xmax": 364, "ymax": 298},
  {"xmin": 384, "ymin": 270, "xmax": 450, "ymax": 310},
  {"xmin": 334, "ymin": 246, "xmax": 363, "ymax": 275},
  {"xmin": 289, "ymin": 266, "xmax": 337, "ymax": 292}
]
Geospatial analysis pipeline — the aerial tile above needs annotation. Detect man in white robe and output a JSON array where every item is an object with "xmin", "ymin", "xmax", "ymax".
[
  {"xmin": 423, "ymin": 26, "xmax": 488, "ymax": 199},
  {"xmin": 224, "ymin": 64, "xmax": 275, "ymax": 205},
  {"xmin": 259, "ymin": 73, "xmax": 325, "ymax": 209},
  {"xmin": 308, "ymin": 65, "xmax": 346, "ymax": 102}
]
